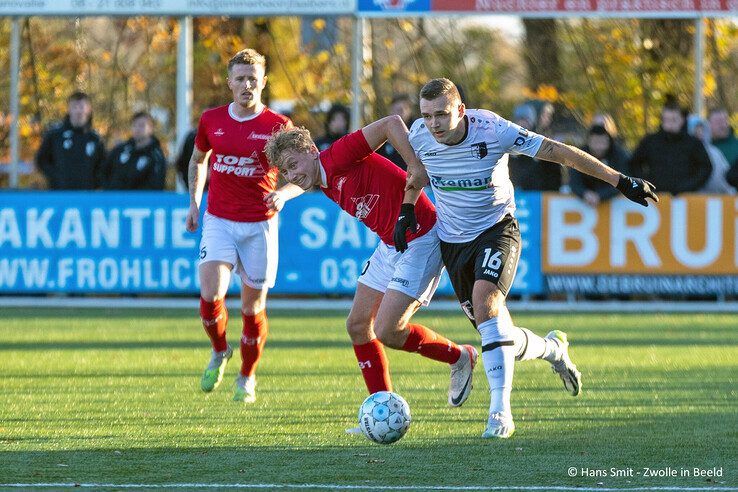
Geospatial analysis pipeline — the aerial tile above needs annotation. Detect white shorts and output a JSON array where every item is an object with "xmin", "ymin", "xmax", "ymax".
[
  {"xmin": 358, "ymin": 224, "xmax": 444, "ymax": 306},
  {"xmin": 198, "ymin": 212, "xmax": 279, "ymax": 290}
]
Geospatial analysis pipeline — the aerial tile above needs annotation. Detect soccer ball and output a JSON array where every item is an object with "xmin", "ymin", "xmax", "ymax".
[{"xmin": 358, "ymin": 391, "xmax": 411, "ymax": 444}]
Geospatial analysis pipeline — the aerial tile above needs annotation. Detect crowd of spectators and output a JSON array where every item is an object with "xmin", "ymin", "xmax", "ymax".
[{"xmin": 27, "ymin": 90, "xmax": 738, "ymax": 201}]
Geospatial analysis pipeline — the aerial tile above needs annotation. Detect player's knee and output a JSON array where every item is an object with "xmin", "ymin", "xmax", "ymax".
[
  {"xmin": 346, "ymin": 315, "xmax": 371, "ymax": 342},
  {"xmin": 473, "ymin": 287, "xmax": 505, "ymax": 322}
]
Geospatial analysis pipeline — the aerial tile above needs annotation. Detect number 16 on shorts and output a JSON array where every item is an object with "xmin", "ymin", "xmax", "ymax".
[{"xmin": 481, "ymin": 248, "xmax": 502, "ymax": 277}]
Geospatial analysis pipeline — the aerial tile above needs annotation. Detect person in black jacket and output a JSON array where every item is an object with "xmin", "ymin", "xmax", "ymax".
[
  {"xmin": 377, "ymin": 94, "xmax": 415, "ymax": 170},
  {"xmin": 35, "ymin": 91, "xmax": 106, "ymax": 189},
  {"xmin": 104, "ymin": 111, "xmax": 167, "ymax": 190},
  {"xmin": 314, "ymin": 103, "xmax": 350, "ymax": 151},
  {"xmin": 507, "ymin": 103, "xmax": 563, "ymax": 191},
  {"xmin": 570, "ymin": 123, "xmax": 630, "ymax": 207},
  {"xmin": 629, "ymin": 100, "xmax": 712, "ymax": 194},
  {"xmin": 175, "ymin": 128, "xmax": 197, "ymax": 190}
]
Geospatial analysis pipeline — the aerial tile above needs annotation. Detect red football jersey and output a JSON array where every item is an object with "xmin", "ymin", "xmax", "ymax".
[
  {"xmin": 319, "ymin": 130, "xmax": 436, "ymax": 246},
  {"xmin": 195, "ymin": 104, "xmax": 292, "ymax": 222}
]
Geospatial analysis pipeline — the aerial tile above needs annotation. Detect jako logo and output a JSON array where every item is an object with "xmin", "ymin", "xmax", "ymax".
[{"xmin": 373, "ymin": 0, "xmax": 416, "ymax": 9}]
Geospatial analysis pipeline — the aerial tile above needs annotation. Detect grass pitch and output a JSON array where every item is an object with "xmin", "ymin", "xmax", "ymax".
[{"xmin": 0, "ymin": 307, "xmax": 736, "ymax": 490}]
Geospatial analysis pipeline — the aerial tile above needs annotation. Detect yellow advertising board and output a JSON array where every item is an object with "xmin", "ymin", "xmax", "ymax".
[{"xmin": 542, "ymin": 194, "xmax": 738, "ymax": 275}]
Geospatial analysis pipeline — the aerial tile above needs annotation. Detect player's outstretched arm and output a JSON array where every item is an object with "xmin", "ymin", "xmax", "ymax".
[
  {"xmin": 265, "ymin": 183, "xmax": 304, "ymax": 212},
  {"xmin": 535, "ymin": 138, "xmax": 659, "ymax": 207},
  {"xmin": 186, "ymin": 147, "xmax": 208, "ymax": 232}
]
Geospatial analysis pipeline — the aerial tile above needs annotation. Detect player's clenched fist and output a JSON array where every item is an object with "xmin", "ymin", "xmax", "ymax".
[
  {"xmin": 185, "ymin": 203, "xmax": 200, "ymax": 232},
  {"xmin": 616, "ymin": 174, "xmax": 659, "ymax": 207}
]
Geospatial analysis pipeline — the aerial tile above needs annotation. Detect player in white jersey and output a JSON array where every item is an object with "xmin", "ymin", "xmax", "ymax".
[{"xmin": 394, "ymin": 78, "xmax": 658, "ymax": 439}]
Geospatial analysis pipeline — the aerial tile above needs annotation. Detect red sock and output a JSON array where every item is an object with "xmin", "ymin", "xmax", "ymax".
[
  {"xmin": 401, "ymin": 323, "xmax": 462, "ymax": 364},
  {"xmin": 200, "ymin": 298, "xmax": 228, "ymax": 352},
  {"xmin": 240, "ymin": 310, "xmax": 269, "ymax": 377},
  {"xmin": 353, "ymin": 339, "xmax": 392, "ymax": 394}
]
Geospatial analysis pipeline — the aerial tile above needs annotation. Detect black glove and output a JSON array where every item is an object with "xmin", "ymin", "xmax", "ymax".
[
  {"xmin": 393, "ymin": 203, "xmax": 418, "ymax": 253},
  {"xmin": 616, "ymin": 174, "xmax": 659, "ymax": 207}
]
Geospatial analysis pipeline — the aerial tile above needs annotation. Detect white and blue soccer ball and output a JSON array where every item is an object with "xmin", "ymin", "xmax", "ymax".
[{"xmin": 358, "ymin": 391, "xmax": 411, "ymax": 444}]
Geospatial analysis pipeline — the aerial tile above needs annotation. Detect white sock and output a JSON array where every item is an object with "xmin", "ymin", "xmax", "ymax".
[
  {"xmin": 478, "ymin": 316, "xmax": 515, "ymax": 417},
  {"xmin": 499, "ymin": 306, "xmax": 558, "ymax": 363}
]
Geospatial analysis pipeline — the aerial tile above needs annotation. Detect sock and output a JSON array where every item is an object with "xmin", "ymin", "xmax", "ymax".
[
  {"xmin": 401, "ymin": 323, "xmax": 462, "ymax": 364},
  {"xmin": 478, "ymin": 316, "xmax": 515, "ymax": 417},
  {"xmin": 499, "ymin": 306, "xmax": 558, "ymax": 363},
  {"xmin": 200, "ymin": 297, "xmax": 228, "ymax": 352},
  {"xmin": 353, "ymin": 339, "xmax": 392, "ymax": 394},
  {"xmin": 240, "ymin": 310, "xmax": 269, "ymax": 377}
]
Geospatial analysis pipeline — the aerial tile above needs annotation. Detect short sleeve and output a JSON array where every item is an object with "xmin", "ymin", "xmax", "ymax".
[
  {"xmin": 194, "ymin": 113, "xmax": 211, "ymax": 153},
  {"xmin": 320, "ymin": 130, "xmax": 374, "ymax": 176},
  {"xmin": 494, "ymin": 114, "xmax": 544, "ymax": 157}
]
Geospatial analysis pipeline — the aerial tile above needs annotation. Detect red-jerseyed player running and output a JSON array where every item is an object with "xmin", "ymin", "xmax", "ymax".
[
  {"xmin": 265, "ymin": 115, "xmax": 478, "ymax": 430},
  {"xmin": 185, "ymin": 49, "xmax": 303, "ymax": 403}
]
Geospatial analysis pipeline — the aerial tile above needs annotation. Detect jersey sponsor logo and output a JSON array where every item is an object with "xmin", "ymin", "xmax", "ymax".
[
  {"xmin": 514, "ymin": 128, "xmax": 530, "ymax": 147},
  {"xmin": 214, "ymin": 128, "xmax": 225, "ymax": 136},
  {"xmin": 471, "ymin": 142, "xmax": 488, "ymax": 159},
  {"xmin": 212, "ymin": 152, "xmax": 264, "ymax": 177},
  {"xmin": 350, "ymin": 194, "xmax": 380, "ymax": 221},
  {"xmin": 430, "ymin": 175, "xmax": 491, "ymax": 191},
  {"xmin": 423, "ymin": 150, "xmax": 438, "ymax": 157},
  {"xmin": 248, "ymin": 131, "xmax": 272, "ymax": 140}
]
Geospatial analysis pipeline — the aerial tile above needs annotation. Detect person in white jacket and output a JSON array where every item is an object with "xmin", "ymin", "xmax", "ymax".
[{"xmin": 687, "ymin": 114, "xmax": 735, "ymax": 194}]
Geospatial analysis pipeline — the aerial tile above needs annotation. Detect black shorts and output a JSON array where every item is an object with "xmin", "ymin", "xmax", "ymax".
[{"xmin": 440, "ymin": 215, "xmax": 521, "ymax": 323}]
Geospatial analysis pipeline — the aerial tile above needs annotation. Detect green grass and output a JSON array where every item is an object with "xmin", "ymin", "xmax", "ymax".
[{"xmin": 0, "ymin": 308, "xmax": 736, "ymax": 490}]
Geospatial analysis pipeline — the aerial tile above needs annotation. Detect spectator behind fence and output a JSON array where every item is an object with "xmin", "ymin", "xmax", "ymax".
[
  {"xmin": 104, "ymin": 111, "xmax": 167, "ymax": 190},
  {"xmin": 175, "ymin": 128, "xmax": 197, "ymax": 191},
  {"xmin": 377, "ymin": 94, "xmax": 415, "ymax": 170},
  {"xmin": 628, "ymin": 99, "xmax": 711, "ymax": 194},
  {"xmin": 570, "ymin": 123, "xmax": 630, "ymax": 207},
  {"xmin": 507, "ymin": 103, "xmax": 563, "ymax": 191},
  {"xmin": 686, "ymin": 115, "xmax": 734, "ymax": 194},
  {"xmin": 314, "ymin": 103, "xmax": 350, "ymax": 151},
  {"xmin": 708, "ymin": 107, "xmax": 738, "ymax": 166},
  {"xmin": 35, "ymin": 91, "xmax": 106, "ymax": 190}
]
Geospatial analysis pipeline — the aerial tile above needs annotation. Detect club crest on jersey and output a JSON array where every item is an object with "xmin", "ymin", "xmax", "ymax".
[
  {"xmin": 471, "ymin": 142, "xmax": 488, "ymax": 159},
  {"xmin": 373, "ymin": 0, "xmax": 415, "ymax": 8},
  {"xmin": 350, "ymin": 194, "xmax": 380, "ymax": 221},
  {"xmin": 214, "ymin": 128, "xmax": 225, "ymax": 136}
]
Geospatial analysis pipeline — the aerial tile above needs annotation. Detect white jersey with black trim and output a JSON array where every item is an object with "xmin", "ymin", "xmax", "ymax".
[{"xmin": 409, "ymin": 108, "xmax": 545, "ymax": 243}]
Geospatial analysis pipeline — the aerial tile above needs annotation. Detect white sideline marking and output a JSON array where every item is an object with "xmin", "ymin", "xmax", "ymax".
[
  {"xmin": 2, "ymin": 296, "xmax": 738, "ymax": 313},
  {"xmin": 1, "ymin": 485, "xmax": 737, "ymax": 491}
]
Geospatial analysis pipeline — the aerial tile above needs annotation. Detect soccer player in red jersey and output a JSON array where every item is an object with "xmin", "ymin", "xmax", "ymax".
[
  {"xmin": 185, "ymin": 49, "xmax": 303, "ymax": 403},
  {"xmin": 265, "ymin": 115, "xmax": 479, "ymax": 428}
]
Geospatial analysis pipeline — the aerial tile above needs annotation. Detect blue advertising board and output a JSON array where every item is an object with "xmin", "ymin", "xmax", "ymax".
[{"xmin": 0, "ymin": 191, "xmax": 542, "ymax": 295}]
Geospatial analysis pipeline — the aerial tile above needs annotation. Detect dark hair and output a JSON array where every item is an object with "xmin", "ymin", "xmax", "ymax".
[
  {"xmin": 324, "ymin": 103, "xmax": 350, "ymax": 133},
  {"xmin": 708, "ymin": 106, "xmax": 728, "ymax": 117},
  {"xmin": 391, "ymin": 93, "xmax": 412, "ymax": 106},
  {"xmin": 419, "ymin": 78, "xmax": 461, "ymax": 104},
  {"xmin": 588, "ymin": 124, "xmax": 609, "ymax": 136},
  {"xmin": 662, "ymin": 94, "xmax": 684, "ymax": 115},
  {"xmin": 68, "ymin": 91, "xmax": 90, "ymax": 103},
  {"xmin": 132, "ymin": 111, "xmax": 153, "ymax": 124}
]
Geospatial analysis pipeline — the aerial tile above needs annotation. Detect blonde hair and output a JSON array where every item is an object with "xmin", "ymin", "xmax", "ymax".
[
  {"xmin": 228, "ymin": 48, "xmax": 266, "ymax": 72},
  {"xmin": 264, "ymin": 125, "xmax": 315, "ymax": 170},
  {"xmin": 420, "ymin": 78, "xmax": 461, "ymax": 103}
]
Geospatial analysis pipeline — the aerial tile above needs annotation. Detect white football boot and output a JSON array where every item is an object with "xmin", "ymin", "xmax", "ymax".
[
  {"xmin": 448, "ymin": 344, "xmax": 478, "ymax": 407},
  {"xmin": 546, "ymin": 330, "xmax": 582, "ymax": 396},
  {"xmin": 482, "ymin": 412, "xmax": 515, "ymax": 439}
]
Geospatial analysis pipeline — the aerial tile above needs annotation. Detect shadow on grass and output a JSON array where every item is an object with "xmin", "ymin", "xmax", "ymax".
[{"xmin": 0, "ymin": 436, "xmax": 735, "ymax": 489}]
